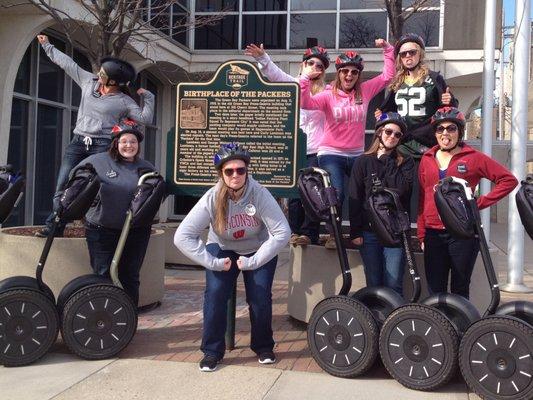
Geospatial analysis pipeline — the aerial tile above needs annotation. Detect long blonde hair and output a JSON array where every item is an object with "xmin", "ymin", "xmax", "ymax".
[
  {"xmin": 388, "ymin": 43, "xmax": 429, "ymax": 92},
  {"xmin": 298, "ymin": 62, "xmax": 326, "ymax": 95},
  {"xmin": 364, "ymin": 127, "xmax": 405, "ymax": 166}
]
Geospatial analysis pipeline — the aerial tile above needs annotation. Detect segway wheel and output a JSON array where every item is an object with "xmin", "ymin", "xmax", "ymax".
[
  {"xmin": 307, "ymin": 296, "xmax": 379, "ymax": 378},
  {"xmin": 379, "ymin": 304, "xmax": 459, "ymax": 391},
  {"xmin": 61, "ymin": 285, "xmax": 137, "ymax": 360},
  {"xmin": 459, "ymin": 316, "xmax": 533, "ymax": 400},
  {"xmin": 0, "ymin": 289, "xmax": 59, "ymax": 367}
]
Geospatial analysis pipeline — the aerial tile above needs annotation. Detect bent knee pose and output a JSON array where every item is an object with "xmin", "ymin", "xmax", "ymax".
[
  {"xmin": 174, "ymin": 143, "xmax": 290, "ymax": 372},
  {"xmin": 36, "ymin": 34, "xmax": 154, "ymax": 237},
  {"xmin": 348, "ymin": 112, "xmax": 414, "ymax": 295},
  {"xmin": 417, "ymin": 107, "xmax": 517, "ymax": 299}
]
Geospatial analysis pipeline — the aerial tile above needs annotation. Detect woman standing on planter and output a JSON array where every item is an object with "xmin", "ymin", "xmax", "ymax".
[
  {"xmin": 300, "ymin": 39, "xmax": 395, "ymax": 248},
  {"xmin": 418, "ymin": 107, "xmax": 517, "ymax": 299},
  {"xmin": 245, "ymin": 43, "xmax": 329, "ymax": 246},
  {"xmin": 348, "ymin": 112, "xmax": 414, "ymax": 295},
  {"xmin": 174, "ymin": 143, "xmax": 290, "ymax": 372},
  {"xmin": 78, "ymin": 120, "xmax": 157, "ymax": 307},
  {"xmin": 36, "ymin": 34, "xmax": 155, "ymax": 237}
]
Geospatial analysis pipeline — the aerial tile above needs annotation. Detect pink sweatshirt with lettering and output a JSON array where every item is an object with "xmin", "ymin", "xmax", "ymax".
[{"xmin": 299, "ymin": 44, "xmax": 395, "ymax": 155}]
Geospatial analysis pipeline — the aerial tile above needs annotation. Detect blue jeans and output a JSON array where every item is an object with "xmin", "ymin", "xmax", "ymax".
[
  {"xmin": 202, "ymin": 243, "xmax": 277, "ymax": 360},
  {"xmin": 85, "ymin": 223, "xmax": 151, "ymax": 307},
  {"xmin": 45, "ymin": 134, "xmax": 111, "ymax": 233},
  {"xmin": 288, "ymin": 154, "xmax": 319, "ymax": 243},
  {"xmin": 359, "ymin": 231, "xmax": 405, "ymax": 295},
  {"xmin": 317, "ymin": 154, "xmax": 358, "ymax": 210}
]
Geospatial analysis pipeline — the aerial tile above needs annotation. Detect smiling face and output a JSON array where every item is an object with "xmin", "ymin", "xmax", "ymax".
[
  {"xmin": 398, "ymin": 42, "xmax": 421, "ymax": 70},
  {"xmin": 117, "ymin": 133, "xmax": 139, "ymax": 161},
  {"xmin": 221, "ymin": 159, "xmax": 247, "ymax": 191},
  {"xmin": 379, "ymin": 123, "xmax": 403, "ymax": 149},
  {"xmin": 338, "ymin": 66, "xmax": 359, "ymax": 92},
  {"xmin": 435, "ymin": 121, "xmax": 460, "ymax": 151}
]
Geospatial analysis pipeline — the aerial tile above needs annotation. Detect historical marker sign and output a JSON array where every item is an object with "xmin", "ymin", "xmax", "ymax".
[{"xmin": 167, "ymin": 60, "xmax": 304, "ymax": 197}]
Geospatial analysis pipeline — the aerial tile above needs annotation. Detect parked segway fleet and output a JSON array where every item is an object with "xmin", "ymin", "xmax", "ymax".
[
  {"xmin": 451, "ymin": 176, "xmax": 533, "ymax": 400},
  {"xmin": 58, "ymin": 171, "xmax": 165, "ymax": 360},
  {"xmin": 297, "ymin": 168, "xmax": 422, "ymax": 378},
  {"xmin": 0, "ymin": 164, "xmax": 98, "ymax": 367},
  {"xmin": 379, "ymin": 176, "xmax": 485, "ymax": 391}
]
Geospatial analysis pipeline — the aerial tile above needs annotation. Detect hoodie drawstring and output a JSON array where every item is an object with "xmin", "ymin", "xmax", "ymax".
[{"xmin": 82, "ymin": 136, "xmax": 93, "ymax": 151}]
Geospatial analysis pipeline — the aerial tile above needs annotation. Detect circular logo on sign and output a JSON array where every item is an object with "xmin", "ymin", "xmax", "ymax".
[{"xmin": 245, "ymin": 203, "xmax": 256, "ymax": 216}]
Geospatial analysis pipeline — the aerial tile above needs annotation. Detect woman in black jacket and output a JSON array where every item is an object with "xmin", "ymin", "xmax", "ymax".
[{"xmin": 348, "ymin": 112, "xmax": 414, "ymax": 295}]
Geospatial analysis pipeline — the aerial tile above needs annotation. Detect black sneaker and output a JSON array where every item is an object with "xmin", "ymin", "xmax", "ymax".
[
  {"xmin": 258, "ymin": 351, "xmax": 276, "ymax": 364},
  {"xmin": 199, "ymin": 355, "xmax": 219, "ymax": 372}
]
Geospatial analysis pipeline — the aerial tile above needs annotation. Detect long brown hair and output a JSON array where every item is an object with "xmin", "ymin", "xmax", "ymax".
[
  {"xmin": 388, "ymin": 43, "xmax": 429, "ymax": 92},
  {"xmin": 214, "ymin": 174, "xmax": 230, "ymax": 235},
  {"xmin": 364, "ymin": 126, "xmax": 405, "ymax": 166},
  {"xmin": 332, "ymin": 71, "xmax": 363, "ymax": 104}
]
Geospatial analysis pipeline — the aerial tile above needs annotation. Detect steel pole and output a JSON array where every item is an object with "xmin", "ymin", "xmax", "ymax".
[
  {"xmin": 502, "ymin": 0, "xmax": 532, "ymax": 293},
  {"xmin": 480, "ymin": 0, "xmax": 497, "ymax": 242}
]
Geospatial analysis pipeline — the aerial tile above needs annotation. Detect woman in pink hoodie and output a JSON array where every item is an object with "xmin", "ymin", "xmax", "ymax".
[{"xmin": 300, "ymin": 39, "xmax": 395, "ymax": 248}]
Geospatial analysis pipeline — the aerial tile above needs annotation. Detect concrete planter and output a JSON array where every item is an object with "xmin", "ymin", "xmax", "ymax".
[
  {"xmin": 155, "ymin": 222, "xmax": 207, "ymax": 266},
  {"xmin": 288, "ymin": 244, "xmax": 495, "ymax": 323},
  {"xmin": 0, "ymin": 227, "xmax": 165, "ymax": 307}
]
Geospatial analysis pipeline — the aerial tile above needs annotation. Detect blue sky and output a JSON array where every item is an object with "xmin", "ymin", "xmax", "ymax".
[{"xmin": 503, "ymin": 0, "xmax": 533, "ymax": 26}]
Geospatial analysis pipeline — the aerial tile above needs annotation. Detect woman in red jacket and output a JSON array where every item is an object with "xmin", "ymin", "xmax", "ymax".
[{"xmin": 417, "ymin": 107, "xmax": 517, "ymax": 299}]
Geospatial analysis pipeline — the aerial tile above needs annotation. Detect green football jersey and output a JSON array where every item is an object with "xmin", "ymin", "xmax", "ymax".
[{"xmin": 394, "ymin": 74, "xmax": 440, "ymax": 129}]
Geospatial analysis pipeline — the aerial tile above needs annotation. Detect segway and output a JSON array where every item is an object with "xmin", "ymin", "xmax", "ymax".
[
  {"xmin": 379, "ymin": 176, "xmax": 483, "ymax": 391},
  {"xmin": 451, "ymin": 176, "xmax": 533, "ymax": 400},
  {"xmin": 0, "ymin": 164, "xmax": 99, "ymax": 367},
  {"xmin": 299, "ymin": 170, "xmax": 425, "ymax": 378},
  {"xmin": 59, "ymin": 171, "xmax": 165, "ymax": 360},
  {"xmin": 0, "ymin": 165, "xmax": 24, "ymax": 225}
]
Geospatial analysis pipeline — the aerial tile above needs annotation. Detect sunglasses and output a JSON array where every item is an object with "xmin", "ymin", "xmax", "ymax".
[
  {"xmin": 305, "ymin": 59, "xmax": 325, "ymax": 71},
  {"xmin": 223, "ymin": 167, "xmax": 247, "ymax": 177},
  {"xmin": 399, "ymin": 49, "xmax": 418, "ymax": 58},
  {"xmin": 436, "ymin": 124, "xmax": 458, "ymax": 134},
  {"xmin": 382, "ymin": 128, "xmax": 403, "ymax": 139},
  {"xmin": 339, "ymin": 68, "xmax": 359, "ymax": 76}
]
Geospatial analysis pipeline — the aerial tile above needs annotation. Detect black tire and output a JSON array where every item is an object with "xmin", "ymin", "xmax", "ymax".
[
  {"xmin": 57, "ymin": 275, "xmax": 110, "ymax": 316},
  {"xmin": 61, "ymin": 285, "xmax": 137, "ymax": 360},
  {"xmin": 379, "ymin": 304, "xmax": 459, "ymax": 391},
  {"xmin": 352, "ymin": 286, "xmax": 406, "ymax": 326},
  {"xmin": 459, "ymin": 316, "xmax": 533, "ymax": 400},
  {"xmin": 496, "ymin": 301, "xmax": 533, "ymax": 327},
  {"xmin": 422, "ymin": 293, "xmax": 480, "ymax": 336},
  {"xmin": 0, "ymin": 289, "xmax": 59, "ymax": 367},
  {"xmin": 307, "ymin": 295, "xmax": 379, "ymax": 378}
]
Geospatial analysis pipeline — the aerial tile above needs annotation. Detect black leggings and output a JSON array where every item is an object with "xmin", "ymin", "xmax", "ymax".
[{"xmin": 423, "ymin": 228, "xmax": 480, "ymax": 299}]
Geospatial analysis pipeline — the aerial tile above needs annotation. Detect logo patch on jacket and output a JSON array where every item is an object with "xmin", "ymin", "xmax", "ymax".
[
  {"xmin": 457, "ymin": 163, "xmax": 467, "ymax": 174},
  {"xmin": 106, "ymin": 169, "xmax": 118, "ymax": 178},
  {"xmin": 233, "ymin": 229, "xmax": 245, "ymax": 239}
]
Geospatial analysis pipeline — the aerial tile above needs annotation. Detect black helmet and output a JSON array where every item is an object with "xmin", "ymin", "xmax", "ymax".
[
  {"xmin": 375, "ymin": 112, "xmax": 407, "ymax": 135},
  {"xmin": 100, "ymin": 57, "xmax": 136, "ymax": 85},
  {"xmin": 335, "ymin": 51, "xmax": 364, "ymax": 71},
  {"xmin": 394, "ymin": 33, "xmax": 425, "ymax": 57},
  {"xmin": 431, "ymin": 107, "xmax": 466, "ymax": 130},
  {"xmin": 213, "ymin": 143, "xmax": 250, "ymax": 170},
  {"xmin": 111, "ymin": 118, "xmax": 144, "ymax": 143},
  {"xmin": 302, "ymin": 46, "xmax": 330, "ymax": 69}
]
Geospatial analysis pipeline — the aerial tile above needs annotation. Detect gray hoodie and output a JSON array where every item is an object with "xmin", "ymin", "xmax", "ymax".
[
  {"xmin": 174, "ymin": 177, "xmax": 290, "ymax": 271},
  {"xmin": 41, "ymin": 42, "xmax": 155, "ymax": 138}
]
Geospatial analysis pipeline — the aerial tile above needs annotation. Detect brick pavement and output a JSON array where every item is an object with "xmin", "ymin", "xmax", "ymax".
[{"xmin": 119, "ymin": 273, "xmax": 320, "ymax": 373}]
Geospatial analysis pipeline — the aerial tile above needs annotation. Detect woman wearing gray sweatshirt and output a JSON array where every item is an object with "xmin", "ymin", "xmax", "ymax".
[
  {"xmin": 35, "ymin": 34, "xmax": 155, "ymax": 237},
  {"xmin": 174, "ymin": 143, "xmax": 290, "ymax": 372}
]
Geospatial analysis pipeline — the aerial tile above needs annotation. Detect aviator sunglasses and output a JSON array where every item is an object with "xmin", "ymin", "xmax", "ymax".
[
  {"xmin": 382, "ymin": 128, "xmax": 403, "ymax": 139},
  {"xmin": 223, "ymin": 167, "xmax": 247, "ymax": 177},
  {"xmin": 339, "ymin": 68, "xmax": 359, "ymax": 76},
  {"xmin": 436, "ymin": 124, "xmax": 458, "ymax": 134},
  {"xmin": 305, "ymin": 59, "xmax": 325, "ymax": 71},
  {"xmin": 399, "ymin": 49, "xmax": 418, "ymax": 58}
]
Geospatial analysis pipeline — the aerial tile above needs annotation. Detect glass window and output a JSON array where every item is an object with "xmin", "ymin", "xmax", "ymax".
[
  {"xmin": 71, "ymin": 49, "xmax": 92, "ymax": 106},
  {"xmin": 403, "ymin": 0, "xmax": 440, "ymax": 6},
  {"xmin": 38, "ymin": 37, "xmax": 65, "ymax": 102},
  {"xmin": 195, "ymin": 16, "xmax": 238, "ymax": 49},
  {"xmin": 339, "ymin": 12, "xmax": 387, "ymax": 48},
  {"xmin": 151, "ymin": 0, "xmax": 171, "ymax": 36},
  {"xmin": 34, "ymin": 105, "xmax": 63, "ymax": 224},
  {"xmin": 243, "ymin": 0, "xmax": 287, "ymax": 11},
  {"xmin": 14, "ymin": 46, "xmax": 31, "ymax": 95},
  {"xmin": 290, "ymin": 14, "xmax": 335, "ymax": 49},
  {"xmin": 291, "ymin": 0, "xmax": 334, "ymax": 10},
  {"xmin": 340, "ymin": 0, "xmax": 383, "ymax": 9},
  {"xmin": 242, "ymin": 15, "xmax": 287, "ymax": 49},
  {"xmin": 172, "ymin": 5, "xmax": 189, "ymax": 45},
  {"xmin": 195, "ymin": 0, "xmax": 238, "ymax": 12},
  {"xmin": 403, "ymin": 10, "xmax": 440, "ymax": 47},
  {"xmin": 144, "ymin": 126, "xmax": 157, "ymax": 164}
]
